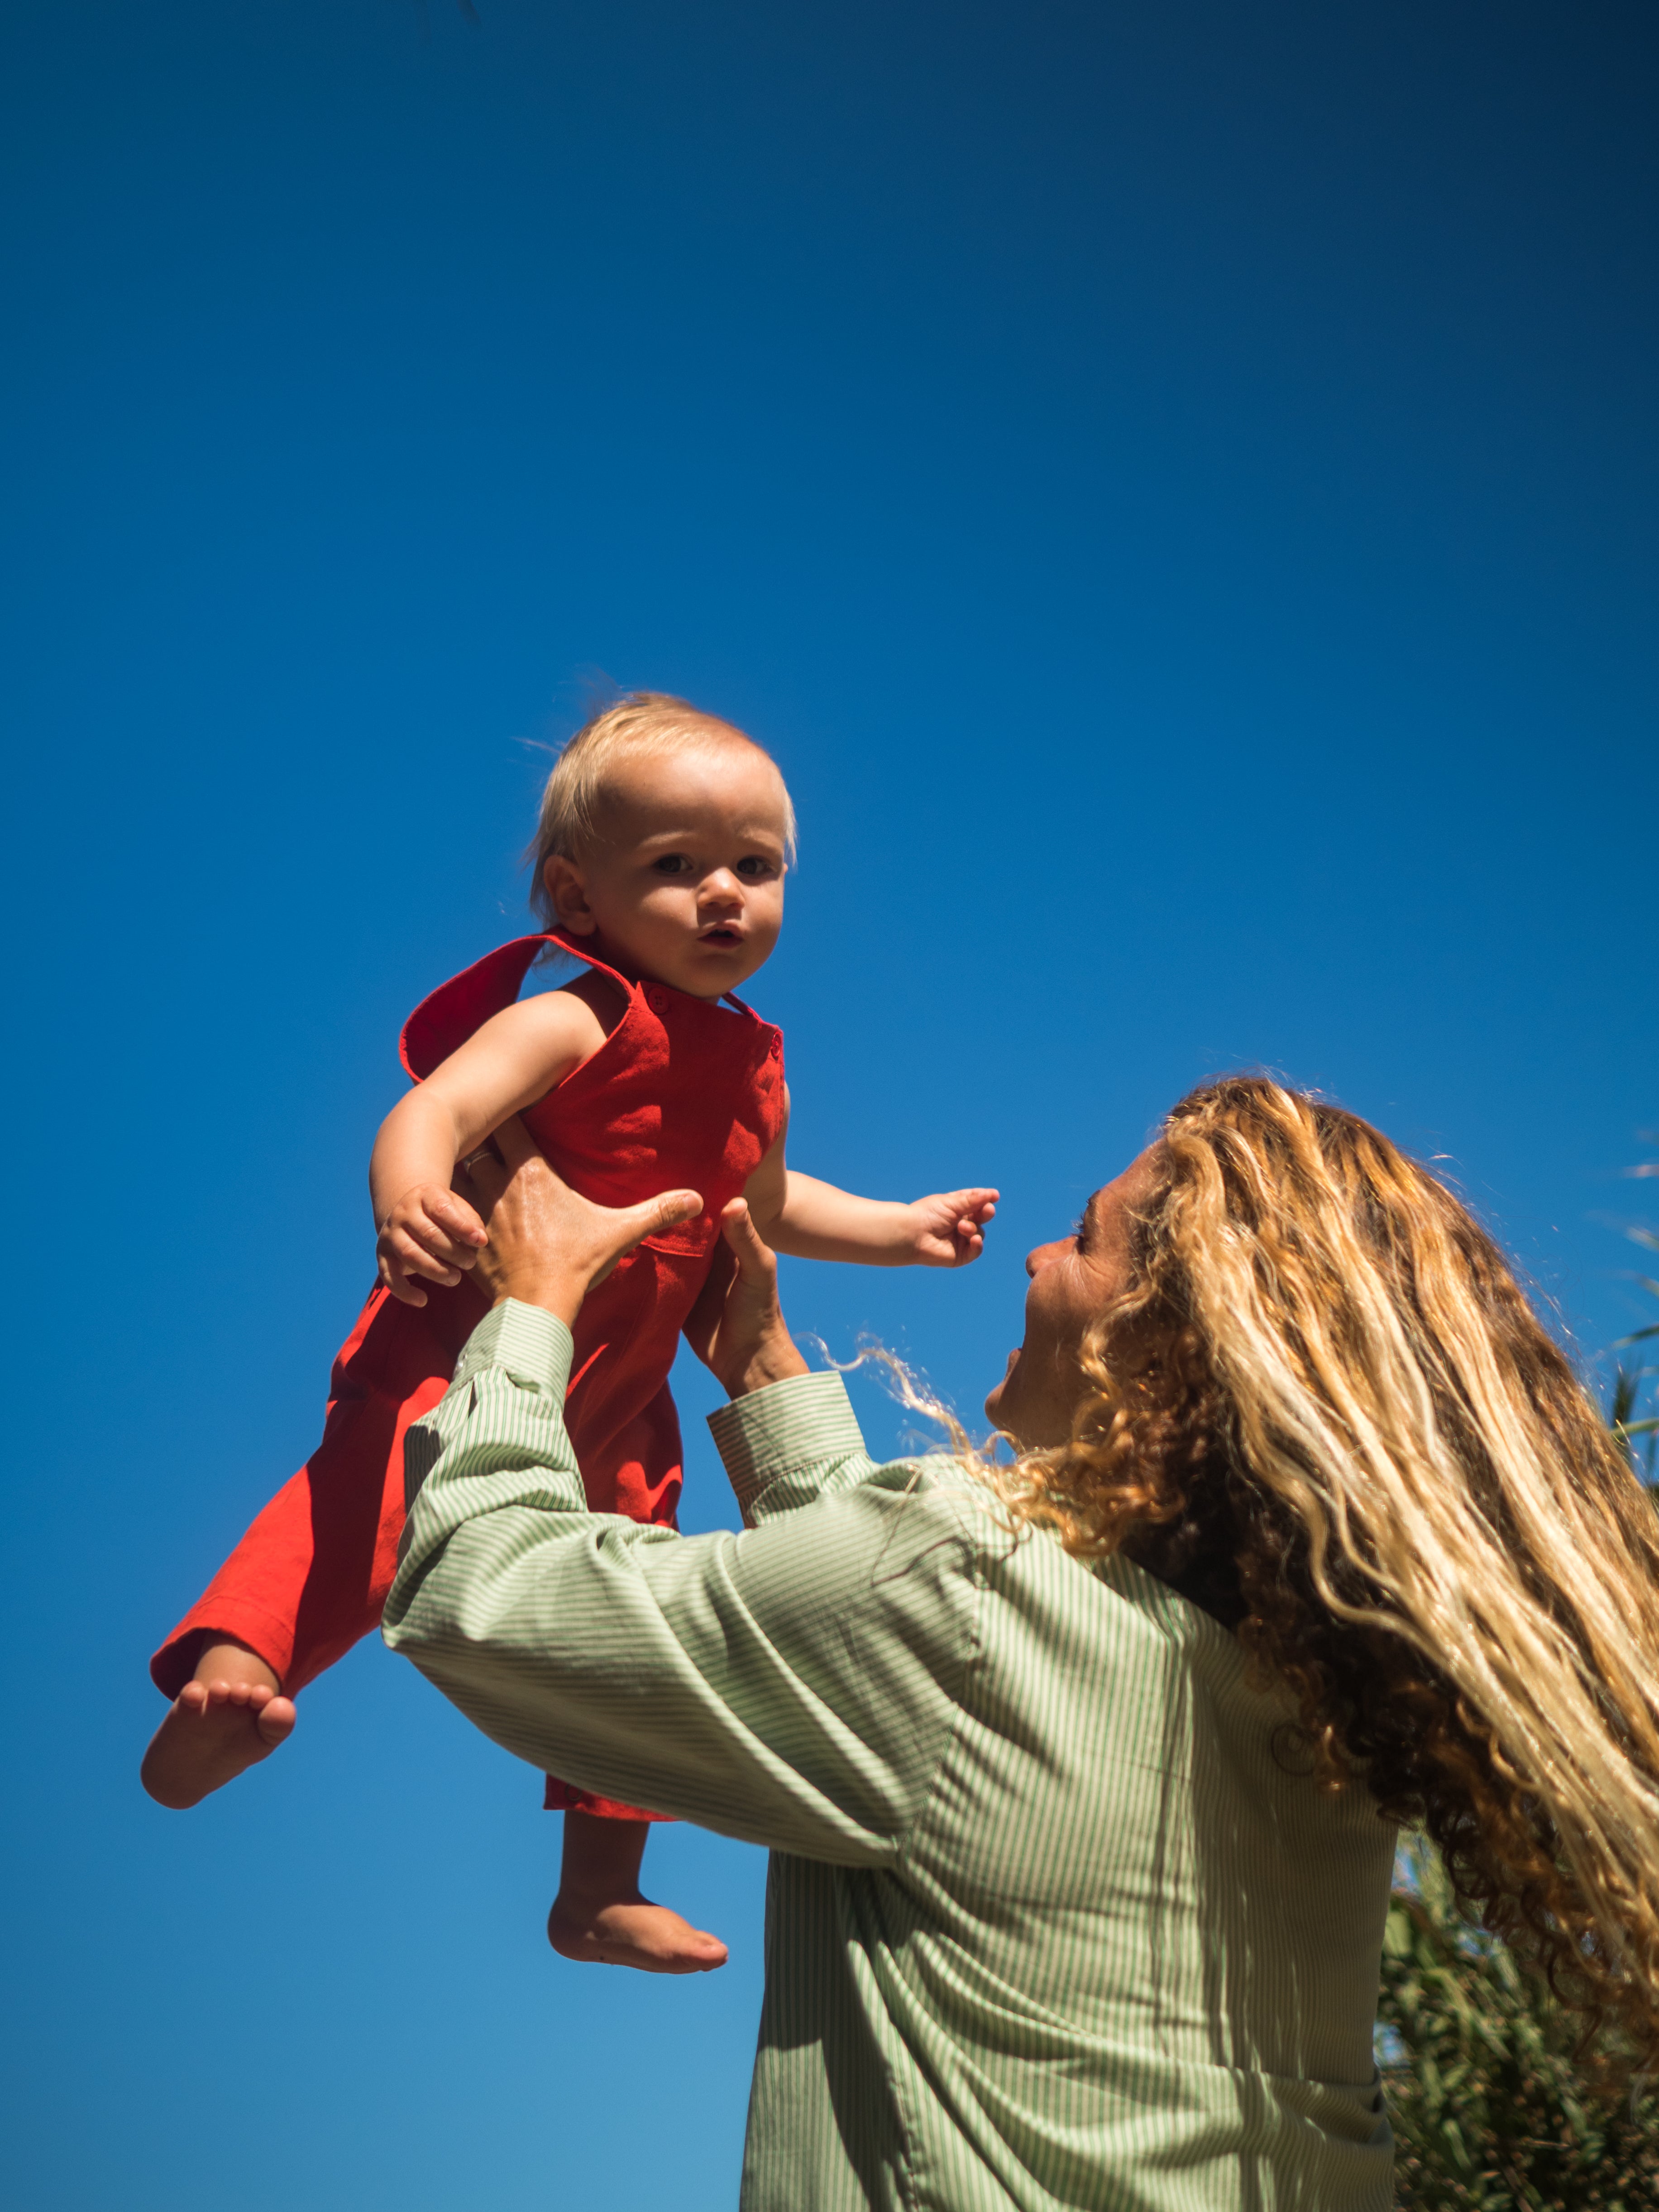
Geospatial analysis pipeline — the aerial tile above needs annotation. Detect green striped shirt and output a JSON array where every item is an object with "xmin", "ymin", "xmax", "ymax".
[{"xmin": 383, "ymin": 1300, "xmax": 1395, "ymax": 2210}]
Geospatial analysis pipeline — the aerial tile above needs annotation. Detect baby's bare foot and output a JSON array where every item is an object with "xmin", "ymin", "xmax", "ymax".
[
  {"xmin": 141, "ymin": 1643, "xmax": 295, "ymax": 1809},
  {"xmin": 546, "ymin": 1892, "xmax": 729, "ymax": 1974},
  {"xmin": 548, "ymin": 1806, "xmax": 727, "ymax": 1973}
]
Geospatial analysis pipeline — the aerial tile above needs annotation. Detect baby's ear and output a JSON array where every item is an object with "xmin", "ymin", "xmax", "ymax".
[{"xmin": 545, "ymin": 854, "xmax": 596, "ymax": 934}]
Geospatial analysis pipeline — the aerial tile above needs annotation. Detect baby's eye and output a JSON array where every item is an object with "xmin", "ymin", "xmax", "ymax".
[
  {"xmin": 735, "ymin": 855, "xmax": 777, "ymax": 880},
  {"xmin": 653, "ymin": 855, "xmax": 692, "ymax": 876}
]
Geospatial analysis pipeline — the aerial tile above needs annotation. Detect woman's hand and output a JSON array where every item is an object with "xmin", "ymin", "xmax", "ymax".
[
  {"xmin": 456, "ymin": 1118, "xmax": 702, "ymax": 1326},
  {"xmin": 683, "ymin": 1199, "xmax": 809, "ymax": 1400}
]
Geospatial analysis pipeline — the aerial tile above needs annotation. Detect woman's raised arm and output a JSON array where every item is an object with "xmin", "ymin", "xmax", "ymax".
[{"xmin": 380, "ymin": 1298, "xmax": 979, "ymax": 1863}]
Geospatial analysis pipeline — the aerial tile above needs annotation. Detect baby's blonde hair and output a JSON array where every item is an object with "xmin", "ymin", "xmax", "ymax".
[{"xmin": 528, "ymin": 692, "xmax": 797, "ymax": 925}]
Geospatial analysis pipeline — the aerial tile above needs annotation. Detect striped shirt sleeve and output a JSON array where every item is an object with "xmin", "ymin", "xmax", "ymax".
[{"xmin": 382, "ymin": 1299, "xmax": 980, "ymax": 1863}]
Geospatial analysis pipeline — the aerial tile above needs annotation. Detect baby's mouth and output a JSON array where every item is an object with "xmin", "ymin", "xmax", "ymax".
[{"xmin": 699, "ymin": 926, "xmax": 742, "ymax": 947}]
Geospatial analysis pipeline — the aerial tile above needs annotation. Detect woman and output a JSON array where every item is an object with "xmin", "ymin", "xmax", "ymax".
[{"xmin": 384, "ymin": 1077, "xmax": 1659, "ymax": 2211}]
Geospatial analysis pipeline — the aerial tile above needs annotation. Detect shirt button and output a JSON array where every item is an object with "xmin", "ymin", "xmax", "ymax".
[
  {"xmin": 645, "ymin": 985, "xmax": 668, "ymax": 1013},
  {"xmin": 767, "ymin": 1033, "xmax": 782, "ymax": 1060}
]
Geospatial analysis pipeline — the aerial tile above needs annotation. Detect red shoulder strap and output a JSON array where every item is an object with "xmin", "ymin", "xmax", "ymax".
[{"xmin": 399, "ymin": 932, "xmax": 633, "ymax": 1080}]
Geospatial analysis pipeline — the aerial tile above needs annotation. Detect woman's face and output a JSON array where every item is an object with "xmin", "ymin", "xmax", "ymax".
[{"xmin": 984, "ymin": 1147, "xmax": 1161, "ymax": 1449}]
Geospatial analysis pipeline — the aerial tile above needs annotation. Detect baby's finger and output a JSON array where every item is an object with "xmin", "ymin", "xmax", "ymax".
[
  {"xmin": 952, "ymin": 1188, "xmax": 999, "ymax": 1219},
  {"xmin": 425, "ymin": 1189, "xmax": 489, "ymax": 1249},
  {"xmin": 390, "ymin": 1226, "xmax": 462, "ymax": 1286},
  {"xmin": 378, "ymin": 1245, "xmax": 431, "ymax": 1306},
  {"xmin": 405, "ymin": 1211, "xmax": 479, "ymax": 1270},
  {"xmin": 408, "ymin": 1229, "xmax": 478, "ymax": 1273}
]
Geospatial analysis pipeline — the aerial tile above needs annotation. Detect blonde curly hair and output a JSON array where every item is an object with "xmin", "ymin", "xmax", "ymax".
[{"xmin": 1001, "ymin": 1076, "xmax": 1659, "ymax": 2066}]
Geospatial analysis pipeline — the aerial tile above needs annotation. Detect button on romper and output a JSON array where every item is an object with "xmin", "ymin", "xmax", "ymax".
[{"xmin": 151, "ymin": 932, "xmax": 786, "ymax": 1819}]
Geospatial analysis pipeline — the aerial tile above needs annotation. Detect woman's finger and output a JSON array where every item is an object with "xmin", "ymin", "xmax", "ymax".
[
  {"xmin": 719, "ymin": 1199, "xmax": 778, "ymax": 1280},
  {"xmin": 608, "ymin": 1187, "xmax": 703, "ymax": 1247},
  {"xmin": 599, "ymin": 1188, "xmax": 703, "ymax": 1263},
  {"xmin": 456, "ymin": 1153, "xmax": 505, "ymax": 1207},
  {"xmin": 457, "ymin": 1117, "xmax": 538, "ymax": 1213},
  {"xmin": 490, "ymin": 1115, "xmax": 539, "ymax": 1171},
  {"xmin": 650, "ymin": 1188, "xmax": 705, "ymax": 1235}
]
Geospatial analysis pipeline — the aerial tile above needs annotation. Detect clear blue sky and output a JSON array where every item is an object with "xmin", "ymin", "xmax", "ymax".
[{"xmin": 3, "ymin": 5, "xmax": 1655, "ymax": 2207}]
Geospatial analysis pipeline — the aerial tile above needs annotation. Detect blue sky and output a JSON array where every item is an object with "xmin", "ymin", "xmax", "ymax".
[{"xmin": 3, "ymin": 4, "xmax": 1656, "ymax": 2206}]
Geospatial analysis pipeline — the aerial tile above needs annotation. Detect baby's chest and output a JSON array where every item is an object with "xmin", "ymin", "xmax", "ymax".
[{"xmin": 521, "ymin": 1049, "xmax": 779, "ymax": 1209}]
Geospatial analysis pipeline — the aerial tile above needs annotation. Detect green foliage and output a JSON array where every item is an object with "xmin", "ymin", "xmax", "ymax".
[
  {"xmin": 1377, "ymin": 1840, "xmax": 1659, "ymax": 2210},
  {"xmin": 1607, "ymin": 1142, "xmax": 1659, "ymax": 1478}
]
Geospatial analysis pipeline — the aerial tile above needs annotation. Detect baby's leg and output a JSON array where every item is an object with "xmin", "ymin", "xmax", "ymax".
[
  {"xmin": 140, "ymin": 1639, "xmax": 296, "ymax": 1809},
  {"xmin": 547, "ymin": 1811, "xmax": 728, "ymax": 1974}
]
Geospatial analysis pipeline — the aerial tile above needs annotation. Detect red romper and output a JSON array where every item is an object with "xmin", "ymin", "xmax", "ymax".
[{"xmin": 151, "ymin": 932, "xmax": 786, "ymax": 1819}]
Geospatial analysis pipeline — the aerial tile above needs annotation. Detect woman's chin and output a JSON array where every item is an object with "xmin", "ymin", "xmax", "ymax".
[{"xmin": 985, "ymin": 1349, "xmax": 1020, "ymax": 1427}]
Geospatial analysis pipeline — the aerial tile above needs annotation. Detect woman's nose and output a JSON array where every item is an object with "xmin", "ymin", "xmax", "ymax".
[{"xmin": 1025, "ymin": 1235, "xmax": 1069, "ymax": 1280}]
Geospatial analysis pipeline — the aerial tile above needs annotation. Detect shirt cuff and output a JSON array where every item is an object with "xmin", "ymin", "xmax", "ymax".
[
  {"xmin": 450, "ymin": 1298, "xmax": 574, "ymax": 1400},
  {"xmin": 707, "ymin": 1369, "xmax": 867, "ymax": 1521}
]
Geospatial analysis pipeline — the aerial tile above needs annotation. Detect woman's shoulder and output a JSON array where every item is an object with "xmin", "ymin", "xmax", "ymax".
[{"xmin": 925, "ymin": 1479, "xmax": 1251, "ymax": 1662}]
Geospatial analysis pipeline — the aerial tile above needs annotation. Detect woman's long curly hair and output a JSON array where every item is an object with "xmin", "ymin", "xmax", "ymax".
[{"xmin": 1000, "ymin": 1076, "xmax": 1659, "ymax": 2067}]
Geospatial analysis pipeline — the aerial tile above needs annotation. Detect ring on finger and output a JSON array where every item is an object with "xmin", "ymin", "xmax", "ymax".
[{"xmin": 459, "ymin": 1144, "xmax": 498, "ymax": 1173}]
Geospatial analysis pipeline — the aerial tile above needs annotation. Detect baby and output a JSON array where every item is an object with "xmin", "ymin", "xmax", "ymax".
[{"xmin": 142, "ymin": 693, "xmax": 996, "ymax": 1974}]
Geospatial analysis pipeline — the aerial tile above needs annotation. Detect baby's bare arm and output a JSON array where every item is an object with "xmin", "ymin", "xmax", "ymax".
[
  {"xmin": 765, "ymin": 1173, "xmax": 919, "ymax": 1265},
  {"xmin": 371, "ymin": 989, "xmax": 608, "ymax": 1304},
  {"xmin": 748, "ymin": 1141, "xmax": 999, "ymax": 1271}
]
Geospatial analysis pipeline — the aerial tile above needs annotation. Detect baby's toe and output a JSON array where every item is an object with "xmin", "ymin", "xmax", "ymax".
[{"xmin": 256, "ymin": 1696, "xmax": 297, "ymax": 1748}]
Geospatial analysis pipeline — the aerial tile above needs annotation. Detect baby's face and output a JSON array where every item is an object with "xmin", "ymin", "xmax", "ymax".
[{"xmin": 546, "ymin": 741, "xmax": 790, "ymax": 1000}]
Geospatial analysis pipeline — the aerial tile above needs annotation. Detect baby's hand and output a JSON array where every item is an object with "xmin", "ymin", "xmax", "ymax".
[
  {"xmin": 377, "ymin": 1183, "xmax": 488, "ymax": 1306},
  {"xmin": 904, "ymin": 1188, "xmax": 999, "ymax": 1268}
]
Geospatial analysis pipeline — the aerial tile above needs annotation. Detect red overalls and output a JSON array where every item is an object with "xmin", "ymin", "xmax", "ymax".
[{"xmin": 151, "ymin": 932, "xmax": 786, "ymax": 1818}]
